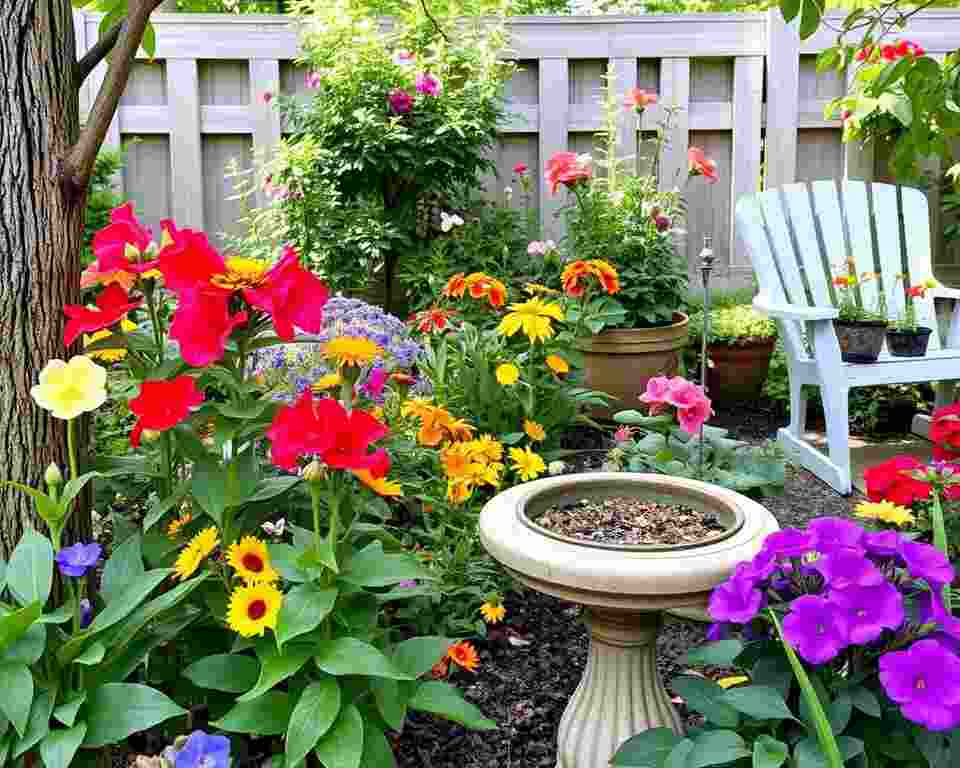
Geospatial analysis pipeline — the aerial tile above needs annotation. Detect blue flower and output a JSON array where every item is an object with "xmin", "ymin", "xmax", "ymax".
[
  {"xmin": 79, "ymin": 598, "xmax": 92, "ymax": 629},
  {"xmin": 55, "ymin": 542, "xmax": 102, "ymax": 578},
  {"xmin": 175, "ymin": 731, "xmax": 231, "ymax": 768}
]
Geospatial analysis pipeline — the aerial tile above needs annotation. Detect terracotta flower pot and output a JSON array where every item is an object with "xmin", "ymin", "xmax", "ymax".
[
  {"xmin": 576, "ymin": 313, "xmax": 689, "ymax": 416},
  {"xmin": 705, "ymin": 339, "xmax": 776, "ymax": 403},
  {"xmin": 834, "ymin": 320, "xmax": 887, "ymax": 363},
  {"xmin": 886, "ymin": 327, "xmax": 932, "ymax": 358}
]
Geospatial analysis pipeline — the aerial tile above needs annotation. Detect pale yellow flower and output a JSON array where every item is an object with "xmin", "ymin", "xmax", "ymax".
[{"xmin": 30, "ymin": 356, "xmax": 107, "ymax": 419}]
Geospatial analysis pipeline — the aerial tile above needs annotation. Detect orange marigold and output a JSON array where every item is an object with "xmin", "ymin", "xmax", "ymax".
[
  {"xmin": 447, "ymin": 641, "xmax": 480, "ymax": 672},
  {"xmin": 443, "ymin": 273, "xmax": 467, "ymax": 298}
]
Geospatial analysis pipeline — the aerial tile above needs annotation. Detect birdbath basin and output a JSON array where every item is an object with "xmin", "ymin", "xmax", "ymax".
[{"xmin": 479, "ymin": 473, "xmax": 779, "ymax": 768}]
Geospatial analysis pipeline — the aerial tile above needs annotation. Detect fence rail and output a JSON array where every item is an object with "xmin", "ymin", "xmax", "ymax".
[{"xmin": 76, "ymin": 9, "xmax": 960, "ymax": 290}]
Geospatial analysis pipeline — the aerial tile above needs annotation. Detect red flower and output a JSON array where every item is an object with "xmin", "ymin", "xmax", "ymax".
[
  {"xmin": 266, "ymin": 392, "xmax": 390, "ymax": 475},
  {"xmin": 863, "ymin": 455, "xmax": 931, "ymax": 505},
  {"xmin": 931, "ymin": 402, "xmax": 960, "ymax": 451},
  {"xmin": 688, "ymin": 147, "xmax": 719, "ymax": 183},
  {"xmin": 624, "ymin": 87, "xmax": 657, "ymax": 113},
  {"xmin": 156, "ymin": 221, "xmax": 227, "ymax": 296},
  {"xmin": 92, "ymin": 203, "xmax": 159, "ymax": 275},
  {"xmin": 545, "ymin": 152, "xmax": 592, "ymax": 194},
  {"xmin": 129, "ymin": 375, "xmax": 204, "ymax": 448},
  {"xmin": 840, "ymin": 110, "xmax": 852, "ymax": 122},
  {"xmin": 413, "ymin": 307, "xmax": 456, "ymax": 334},
  {"xmin": 881, "ymin": 44, "xmax": 898, "ymax": 61},
  {"xmin": 908, "ymin": 285, "xmax": 927, "ymax": 298},
  {"xmin": 169, "ymin": 290, "xmax": 248, "ymax": 368},
  {"xmin": 243, "ymin": 246, "xmax": 329, "ymax": 340},
  {"xmin": 855, "ymin": 45, "xmax": 872, "ymax": 62},
  {"xmin": 63, "ymin": 283, "xmax": 142, "ymax": 346},
  {"xmin": 512, "ymin": 162, "xmax": 528, "ymax": 175},
  {"xmin": 934, "ymin": 445, "xmax": 960, "ymax": 462}
]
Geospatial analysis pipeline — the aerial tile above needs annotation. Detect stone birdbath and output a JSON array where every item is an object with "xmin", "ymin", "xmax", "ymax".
[{"xmin": 479, "ymin": 473, "xmax": 778, "ymax": 768}]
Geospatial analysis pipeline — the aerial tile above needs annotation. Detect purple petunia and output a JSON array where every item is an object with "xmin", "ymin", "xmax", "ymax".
[
  {"xmin": 899, "ymin": 539, "xmax": 955, "ymax": 586},
  {"xmin": 829, "ymin": 582, "xmax": 905, "ymax": 644},
  {"xmin": 705, "ymin": 622, "xmax": 731, "ymax": 641},
  {"xmin": 415, "ymin": 72, "xmax": 442, "ymax": 96},
  {"xmin": 811, "ymin": 546, "xmax": 884, "ymax": 589},
  {"xmin": 863, "ymin": 529, "xmax": 901, "ymax": 558},
  {"xmin": 761, "ymin": 528, "xmax": 815, "ymax": 559},
  {"xmin": 879, "ymin": 639, "xmax": 960, "ymax": 731},
  {"xmin": 782, "ymin": 594, "xmax": 849, "ymax": 664},
  {"xmin": 708, "ymin": 574, "xmax": 765, "ymax": 624},
  {"xmin": 808, "ymin": 516, "xmax": 865, "ymax": 553},
  {"xmin": 55, "ymin": 542, "xmax": 102, "ymax": 578},
  {"xmin": 175, "ymin": 731, "xmax": 231, "ymax": 768}
]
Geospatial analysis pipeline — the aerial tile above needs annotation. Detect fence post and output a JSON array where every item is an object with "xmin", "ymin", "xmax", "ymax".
[
  {"xmin": 538, "ymin": 58, "xmax": 569, "ymax": 240},
  {"xmin": 658, "ymin": 58, "xmax": 690, "ymax": 193},
  {"xmin": 730, "ymin": 56, "xmax": 764, "ymax": 271},
  {"xmin": 250, "ymin": 59, "xmax": 283, "ymax": 208},
  {"xmin": 167, "ymin": 59, "xmax": 205, "ymax": 229},
  {"xmin": 609, "ymin": 58, "xmax": 638, "ymax": 167},
  {"xmin": 764, "ymin": 8, "xmax": 800, "ymax": 189}
]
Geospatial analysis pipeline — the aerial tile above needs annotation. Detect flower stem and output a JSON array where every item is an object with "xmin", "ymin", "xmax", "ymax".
[
  {"xmin": 160, "ymin": 430, "xmax": 174, "ymax": 499},
  {"xmin": 66, "ymin": 417, "xmax": 79, "ymax": 483},
  {"xmin": 310, "ymin": 482, "xmax": 324, "ymax": 554},
  {"xmin": 931, "ymin": 489, "xmax": 951, "ymax": 607},
  {"xmin": 145, "ymin": 285, "xmax": 165, "ymax": 364}
]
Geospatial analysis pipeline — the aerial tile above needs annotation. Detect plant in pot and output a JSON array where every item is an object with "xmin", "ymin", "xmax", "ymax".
[
  {"xmin": 887, "ymin": 276, "xmax": 938, "ymax": 357},
  {"xmin": 832, "ymin": 265, "xmax": 888, "ymax": 363},
  {"xmin": 548, "ymin": 70, "xmax": 718, "ymax": 413},
  {"xmin": 688, "ymin": 304, "xmax": 777, "ymax": 402}
]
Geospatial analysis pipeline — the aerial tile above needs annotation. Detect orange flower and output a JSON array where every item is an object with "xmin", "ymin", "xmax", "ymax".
[
  {"xmin": 447, "ymin": 641, "xmax": 480, "ymax": 672},
  {"xmin": 624, "ymin": 87, "xmax": 658, "ymax": 113},
  {"xmin": 589, "ymin": 259, "xmax": 620, "ymax": 294},
  {"xmin": 352, "ymin": 468, "xmax": 402, "ymax": 497},
  {"xmin": 561, "ymin": 261, "xmax": 594, "ymax": 298},
  {"xmin": 414, "ymin": 306, "xmax": 456, "ymax": 334},
  {"xmin": 462, "ymin": 273, "xmax": 508, "ymax": 308},
  {"xmin": 545, "ymin": 151, "xmax": 593, "ymax": 195},
  {"xmin": 546, "ymin": 354, "xmax": 570, "ymax": 375},
  {"xmin": 443, "ymin": 273, "xmax": 467, "ymax": 298},
  {"xmin": 688, "ymin": 146, "xmax": 719, "ymax": 183}
]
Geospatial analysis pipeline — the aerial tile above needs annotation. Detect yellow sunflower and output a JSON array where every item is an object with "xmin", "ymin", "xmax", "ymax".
[
  {"xmin": 524, "ymin": 419, "xmax": 546, "ymax": 442},
  {"xmin": 174, "ymin": 526, "xmax": 220, "ymax": 580},
  {"xmin": 497, "ymin": 299, "xmax": 564, "ymax": 344},
  {"xmin": 496, "ymin": 363, "xmax": 520, "ymax": 386},
  {"xmin": 322, "ymin": 336, "xmax": 383, "ymax": 368},
  {"xmin": 480, "ymin": 601, "xmax": 506, "ymax": 624},
  {"xmin": 545, "ymin": 354, "xmax": 570, "ymax": 375},
  {"xmin": 210, "ymin": 257, "xmax": 269, "ymax": 291},
  {"xmin": 227, "ymin": 536, "xmax": 280, "ymax": 585},
  {"xmin": 353, "ymin": 468, "xmax": 402, "ymax": 497},
  {"xmin": 510, "ymin": 446, "xmax": 546, "ymax": 482},
  {"xmin": 226, "ymin": 582, "xmax": 283, "ymax": 637},
  {"xmin": 167, "ymin": 511, "xmax": 192, "ymax": 540},
  {"xmin": 312, "ymin": 372, "xmax": 342, "ymax": 392}
]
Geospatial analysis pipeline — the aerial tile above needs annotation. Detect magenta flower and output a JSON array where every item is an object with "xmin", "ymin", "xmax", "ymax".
[
  {"xmin": 899, "ymin": 539, "xmax": 955, "ymax": 585},
  {"xmin": 706, "ymin": 622, "xmax": 731, "ymax": 641},
  {"xmin": 639, "ymin": 376, "xmax": 671, "ymax": 415},
  {"xmin": 360, "ymin": 366, "xmax": 388, "ymax": 401},
  {"xmin": 55, "ymin": 542, "xmax": 102, "ymax": 578},
  {"xmin": 262, "ymin": 91, "xmax": 273, "ymax": 104},
  {"xmin": 879, "ymin": 639, "xmax": 960, "ymax": 731},
  {"xmin": 782, "ymin": 595, "xmax": 849, "ymax": 664},
  {"xmin": 830, "ymin": 582, "xmax": 904, "ymax": 644},
  {"xmin": 708, "ymin": 574, "xmax": 765, "ymax": 624},
  {"xmin": 305, "ymin": 71, "xmax": 323, "ymax": 89},
  {"xmin": 388, "ymin": 88, "xmax": 413, "ymax": 115},
  {"xmin": 654, "ymin": 214, "xmax": 671, "ymax": 232},
  {"xmin": 762, "ymin": 528, "xmax": 815, "ymax": 559},
  {"xmin": 677, "ymin": 397, "xmax": 712, "ymax": 435},
  {"xmin": 663, "ymin": 377, "xmax": 702, "ymax": 409},
  {"xmin": 812, "ymin": 547, "xmax": 884, "ymax": 589},
  {"xmin": 740, "ymin": 549, "xmax": 776, "ymax": 582},
  {"xmin": 864, "ymin": 529, "xmax": 901, "ymax": 557},
  {"xmin": 415, "ymin": 72, "xmax": 442, "ymax": 96},
  {"xmin": 808, "ymin": 516, "xmax": 865, "ymax": 552}
]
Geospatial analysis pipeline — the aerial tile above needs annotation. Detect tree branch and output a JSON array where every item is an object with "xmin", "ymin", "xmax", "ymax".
[
  {"xmin": 74, "ymin": 20, "xmax": 125, "ymax": 88},
  {"xmin": 63, "ymin": 0, "xmax": 165, "ymax": 196},
  {"xmin": 419, "ymin": 0, "xmax": 449, "ymax": 42}
]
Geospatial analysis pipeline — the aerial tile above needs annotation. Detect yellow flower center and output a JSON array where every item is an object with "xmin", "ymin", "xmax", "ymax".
[{"xmin": 211, "ymin": 257, "xmax": 269, "ymax": 290}]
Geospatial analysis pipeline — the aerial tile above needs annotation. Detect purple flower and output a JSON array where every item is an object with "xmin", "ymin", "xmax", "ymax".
[
  {"xmin": 782, "ymin": 595, "xmax": 849, "ymax": 664},
  {"xmin": 708, "ymin": 575, "xmax": 765, "ymax": 624},
  {"xmin": 762, "ymin": 528, "xmax": 815, "ymax": 559},
  {"xmin": 830, "ymin": 582, "xmax": 904, "ymax": 644},
  {"xmin": 175, "ymin": 731, "xmax": 231, "ymax": 768},
  {"xmin": 808, "ymin": 516, "xmax": 865, "ymax": 552},
  {"xmin": 705, "ymin": 622, "xmax": 731, "ymax": 641},
  {"xmin": 79, "ymin": 598, "xmax": 92, "ymax": 629},
  {"xmin": 388, "ymin": 88, "xmax": 413, "ymax": 114},
  {"xmin": 899, "ymin": 540, "xmax": 955, "ymax": 585},
  {"xmin": 415, "ymin": 72, "xmax": 442, "ymax": 96},
  {"xmin": 305, "ymin": 71, "xmax": 323, "ymax": 89},
  {"xmin": 398, "ymin": 580, "xmax": 418, "ymax": 588},
  {"xmin": 812, "ymin": 547, "xmax": 884, "ymax": 589},
  {"xmin": 741, "ymin": 549, "xmax": 777, "ymax": 582},
  {"xmin": 864, "ymin": 530, "xmax": 901, "ymax": 558},
  {"xmin": 360, "ymin": 366, "xmax": 388, "ymax": 402},
  {"xmin": 879, "ymin": 639, "xmax": 960, "ymax": 731},
  {"xmin": 55, "ymin": 543, "xmax": 102, "ymax": 578}
]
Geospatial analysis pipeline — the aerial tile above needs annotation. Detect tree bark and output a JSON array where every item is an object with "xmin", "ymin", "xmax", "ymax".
[{"xmin": 0, "ymin": 1, "xmax": 91, "ymax": 555}]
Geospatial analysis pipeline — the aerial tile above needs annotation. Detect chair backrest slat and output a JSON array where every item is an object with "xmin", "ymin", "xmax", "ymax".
[
  {"xmin": 872, "ymin": 184, "xmax": 906, "ymax": 319},
  {"xmin": 736, "ymin": 197, "xmax": 791, "ymax": 305},
  {"xmin": 899, "ymin": 185, "xmax": 941, "ymax": 351},
  {"xmin": 837, "ymin": 182, "xmax": 883, "ymax": 316},
  {"xmin": 758, "ymin": 192, "xmax": 811, "ymax": 306},
  {"xmin": 809, "ymin": 180, "xmax": 849, "ymax": 302},
  {"xmin": 778, "ymin": 184, "xmax": 833, "ymax": 307}
]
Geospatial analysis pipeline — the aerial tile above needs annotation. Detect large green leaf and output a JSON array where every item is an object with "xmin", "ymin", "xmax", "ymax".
[
  {"xmin": 247, "ymin": 476, "xmax": 301, "ymax": 504},
  {"xmin": 74, "ymin": 568, "xmax": 169, "ymax": 648},
  {"xmin": 359, "ymin": 721, "xmax": 395, "ymax": 768},
  {"xmin": 0, "ymin": 664, "xmax": 33, "ymax": 737},
  {"xmin": 849, "ymin": 686, "xmax": 881, "ymax": 718},
  {"xmin": 314, "ymin": 638, "xmax": 413, "ymax": 680},
  {"xmin": 407, "ymin": 682, "xmax": 496, "ymax": 730},
  {"xmin": 687, "ymin": 730, "xmax": 750, "ymax": 768},
  {"xmin": 370, "ymin": 678, "xmax": 406, "ymax": 732},
  {"xmin": 183, "ymin": 653, "xmax": 260, "ymax": 693},
  {"xmin": 339, "ymin": 542, "xmax": 433, "ymax": 588},
  {"xmin": 286, "ymin": 678, "xmax": 342, "ymax": 767},
  {"xmin": 753, "ymin": 735, "xmax": 788, "ymax": 768},
  {"xmin": 100, "ymin": 534, "xmax": 145, "ymax": 606},
  {"xmin": 0, "ymin": 603, "xmax": 42, "ymax": 654},
  {"xmin": 683, "ymin": 640, "xmax": 744, "ymax": 667},
  {"xmin": 779, "ymin": 0, "xmax": 824, "ymax": 39},
  {"xmin": 59, "ymin": 472, "xmax": 100, "ymax": 516},
  {"xmin": 99, "ymin": 572, "xmax": 206, "ymax": 650},
  {"xmin": 212, "ymin": 691, "xmax": 293, "ymax": 735},
  {"xmin": 721, "ymin": 686, "xmax": 797, "ymax": 722},
  {"xmin": 794, "ymin": 736, "xmax": 864, "ymax": 768},
  {"xmin": 313, "ymin": 704, "xmax": 364, "ymax": 768},
  {"xmin": 238, "ymin": 645, "xmax": 313, "ymax": 702},
  {"xmin": 73, "ymin": 642, "xmax": 106, "ymax": 666},
  {"xmin": 2, "ymin": 621, "xmax": 46, "ymax": 665},
  {"xmin": 611, "ymin": 727, "xmax": 686, "ymax": 766},
  {"xmin": 142, "ymin": 480, "xmax": 191, "ymax": 533},
  {"xmin": 83, "ymin": 684, "xmax": 186, "ymax": 747},
  {"xmin": 191, "ymin": 457, "xmax": 228, "ymax": 525},
  {"xmin": 39, "ymin": 722, "xmax": 87, "ymax": 768},
  {"xmin": 12, "ymin": 688, "xmax": 55, "ymax": 758},
  {"xmin": 7, "ymin": 529, "xmax": 53, "ymax": 607},
  {"xmin": 390, "ymin": 637, "xmax": 451, "ymax": 678},
  {"xmin": 671, "ymin": 676, "xmax": 739, "ymax": 728},
  {"xmin": 53, "ymin": 695, "xmax": 86, "ymax": 729},
  {"xmin": 276, "ymin": 584, "xmax": 338, "ymax": 648}
]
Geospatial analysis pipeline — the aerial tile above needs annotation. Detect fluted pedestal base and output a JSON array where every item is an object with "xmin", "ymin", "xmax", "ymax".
[{"xmin": 556, "ymin": 607, "xmax": 682, "ymax": 768}]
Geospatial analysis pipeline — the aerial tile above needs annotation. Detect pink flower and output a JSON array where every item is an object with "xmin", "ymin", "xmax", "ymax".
[
  {"xmin": 688, "ymin": 147, "xmax": 719, "ymax": 184},
  {"xmin": 513, "ymin": 162, "xmax": 528, "ymax": 175},
  {"xmin": 262, "ymin": 91, "xmax": 273, "ymax": 104},
  {"xmin": 415, "ymin": 72, "xmax": 442, "ymax": 97},
  {"xmin": 677, "ymin": 396, "xmax": 713, "ymax": 435},
  {"xmin": 664, "ymin": 377, "xmax": 703, "ymax": 409},
  {"xmin": 305, "ymin": 71, "xmax": 323, "ymax": 89},
  {"xmin": 639, "ymin": 376, "xmax": 672, "ymax": 414},
  {"xmin": 624, "ymin": 88, "xmax": 658, "ymax": 113},
  {"xmin": 388, "ymin": 88, "xmax": 413, "ymax": 115},
  {"xmin": 545, "ymin": 152, "xmax": 593, "ymax": 194},
  {"xmin": 613, "ymin": 426, "xmax": 634, "ymax": 443},
  {"xmin": 654, "ymin": 214, "xmax": 671, "ymax": 232}
]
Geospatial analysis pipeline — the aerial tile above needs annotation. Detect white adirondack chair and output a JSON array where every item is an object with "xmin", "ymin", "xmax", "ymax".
[{"xmin": 735, "ymin": 180, "xmax": 960, "ymax": 495}]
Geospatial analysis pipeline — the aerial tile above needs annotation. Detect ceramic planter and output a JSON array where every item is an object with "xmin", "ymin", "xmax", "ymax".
[
  {"xmin": 479, "ymin": 473, "xmax": 779, "ymax": 768},
  {"xmin": 886, "ymin": 327, "xmax": 932, "ymax": 358},
  {"xmin": 576, "ymin": 314, "xmax": 689, "ymax": 416},
  {"xmin": 834, "ymin": 320, "xmax": 887, "ymax": 363},
  {"xmin": 706, "ymin": 339, "xmax": 776, "ymax": 402}
]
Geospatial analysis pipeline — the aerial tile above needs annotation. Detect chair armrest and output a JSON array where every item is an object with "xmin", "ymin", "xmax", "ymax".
[
  {"xmin": 753, "ymin": 296, "xmax": 839, "ymax": 322},
  {"xmin": 930, "ymin": 287, "xmax": 960, "ymax": 302}
]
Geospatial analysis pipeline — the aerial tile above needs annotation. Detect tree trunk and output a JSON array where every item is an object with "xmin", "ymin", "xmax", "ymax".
[{"xmin": 0, "ymin": 1, "xmax": 91, "ymax": 556}]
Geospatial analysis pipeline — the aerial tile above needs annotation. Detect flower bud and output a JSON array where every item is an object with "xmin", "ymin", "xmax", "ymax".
[
  {"xmin": 141, "ymin": 429, "xmax": 162, "ymax": 443},
  {"xmin": 44, "ymin": 462, "xmax": 63, "ymax": 488},
  {"xmin": 302, "ymin": 459, "xmax": 327, "ymax": 483}
]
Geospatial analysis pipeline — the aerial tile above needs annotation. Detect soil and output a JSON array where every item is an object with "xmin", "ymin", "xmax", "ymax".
[{"xmin": 535, "ymin": 497, "xmax": 727, "ymax": 546}]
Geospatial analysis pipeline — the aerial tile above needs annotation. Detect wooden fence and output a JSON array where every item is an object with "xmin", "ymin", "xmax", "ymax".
[{"xmin": 75, "ymin": 9, "xmax": 960, "ymax": 290}]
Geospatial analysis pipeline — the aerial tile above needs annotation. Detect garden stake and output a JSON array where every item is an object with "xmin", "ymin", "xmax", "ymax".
[{"xmin": 698, "ymin": 234, "xmax": 715, "ymax": 479}]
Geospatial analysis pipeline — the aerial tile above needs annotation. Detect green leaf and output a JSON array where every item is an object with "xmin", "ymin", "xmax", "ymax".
[
  {"xmin": 53, "ymin": 695, "xmax": 86, "ymax": 728},
  {"xmin": 142, "ymin": 480, "xmax": 190, "ymax": 533},
  {"xmin": 750, "ymin": 655, "xmax": 793, "ymax": 699},
  {"xmin": 213, "ymin": 691, "xmax": 293, "ymax": 735},
  {"xmin": 100, "ymin": 534, "xmax": 145, "ymax": 606},
  {"xmin": 753, "ymin": 735, "xmax": 788, "ymax": 768},
  {"xmin": 247, "ymin": 476, "xmax": 301, "ymax": 504},
  {"xmin": 99, "ymin": 572, "xmax": 206, "ymax": 649},
  {"xmin": 683, "ymin": 640, "xmax": 744, "ymax": 667},
  {"xmin": 2, "ymin": 621, "xmax": 46, "ymax": 665},
  {"xmin": 665, "ymin": 739, "xmax": 695, "ymax": 768},
  {"xmin": 671, "ymin": 676, "xmax": 739, "ymax": 728},
  {"xmin": 0, "ymin": 664, "xmax": 33, "ymax": 737},
  {"xmin": 340, "ymin": 542, "xmax": 433, "ymax": 587},
  {"xmin": 611, "ymin": 727, "xmax": 686, "ymax": 766},
  {"xmin": 276, "ymin": 584, "xmax": 338, "ymax": 649},
  {"xmin": 191, "ymin": 457, "xmax": 227, "ymax": 525},
  {"xmin": 13, "ymin": 688, "xmax": 55, "ymax": 758},
  {"xmin": 238, "ymin": 645, "xmax": 312, "ymax": 702},
  {"xmin": 314, "ymin": 638, "xmax": 414, "ymax": 680},
  {"xmin": 0, "ymin": 603, "xmax": 42, "ymax": 653},
  {"xmin": 390, "ymin": 637, "xmax": 452, "ymax": 678},
  {"xmin": 313, "ymin": 704, "xmax": 364, "ymax": 768},
  {"xmin": 73, "ymin": 642, "xmax": 106, "ymax": 666},
  {"xmin": 183, "ymin": 653, "xmax": 260, "ymax": 694},
  {"xmin": 828, "ymin": 690, "xmax": 852, "ymax": 734},
  {"xmin": 407, "ymin": 682, "xmax": 496, "ymax": 730},
  {"xmin": 87, "ymin": 568, "xmax": 169, "ymax": 636},
  {"xmin": 370, "ymin": 678, "xmax": 406, "ymax": 732},
  {"xmin": 849, "ymin": 686, "xmax": 881, "ymax": 718},
  {"xmin": 687, "ymin": 730, "xmax": 750, "ymax": 768},
  {"xmin": 37, "ymin": 605, "xmax": 73, "ymax": 625},
  {"xmin": 721, "ymin": 685, "xmax": 797, "ymax": 722},
  {"xmin": 7, "ymin": 529, "xmax": 54, "ymax": 606},
  {"xmin": 39, "ymin": 722, "xmax": 87, "ymax": 768},
  {"xmin": 141, "ymin": 22, "xmax": 157, "ymax": 60},
  {"xmin": 270, "ymin": 543, "xmax": 312, "ymax": 583},
  {"xmin": 359, "ymin": 721, "xmax": 395, "ymax": 768},
  {"xmin": 59, "ymin": 472, "xmax": 100, "ymax": 514},
  {"xmin": 286, "ymin": 678, "xmax": 342, "ymax": 767},
  {"xmin": 83, "ymin": 684, "xmax": 186, "ymax": 747},
  {"xmin": 794, "ymin": 736, "xmax": 864, "ymax": 768}
]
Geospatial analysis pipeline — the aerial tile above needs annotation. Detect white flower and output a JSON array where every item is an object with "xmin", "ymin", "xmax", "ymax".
[
  {"xmin": 548, "ymin": 460, "xmax": 566, "ymax": 476},
  {"xmin": 609, "ymin": 191, "xmax": 625, "ymax": 206},
  {"xmin": 504, "ymin": 186, "xmax": 513, "ymax": 201},
  {"xmin": 527, "ymin": 240, "xmax": 546, "ymax": 256},
  {"xmin": 545, "ymin": 239, "xmax": 557, "ymax": 251},
  {"xmin": 440, "ymin": 212, "xmax": 464, "ymax": 232},
  {"xmin": 262, "ymin": 519, "xmax": 286, "ymax": 537}
]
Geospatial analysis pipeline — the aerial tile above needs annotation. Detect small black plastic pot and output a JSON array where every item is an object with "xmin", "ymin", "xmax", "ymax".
[
  {"xmin": 834, "ymin": 320, "xmax": 887, "ymax": 363},
  {"xmin": 886, "ymin": 326, "xmax": 933, "ymax": 358}
]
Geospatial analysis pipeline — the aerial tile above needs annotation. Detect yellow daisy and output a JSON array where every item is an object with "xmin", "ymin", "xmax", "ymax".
[
  {"xmin": 480, "ymin": 601, "xmax": 506, "ymax": 624},
  {"xmin": 210, "ymin": 257, "xmax": 269, "ymax": 290},
  {"xmin": 545, "ymin": 354, "xmax": 570, "ymax": 375},
  {"xmin": 473, "ymin": 435, "xmax": 503, "ymax": 463},
  {"xmin": 496, "ymin": 299, "xmax": 564, "ymax": 344},
  {"xmin": 226, "ymin": 536, "xmax": 280, "ymax": 585},
  {"xmin": 226, "ymin": 582, "xmax": 283, "ymax": 637},
  {"xmin": 854, "ymin": 500, "xmax": 915, "ymax": 527},
  {"xmin": 524, "ymin": 419, "xmax": 546, "ymax": 442},
  {"xmin": 322, "ymin": 336, "xmax": 383, "ymax": 367},
  {"xmin": 167, "ymin": 511, "xmax": 192, "ymax": 540},
  {"xmin": 496, "ymin": 363, "xmax": 520, "ymax": 386},
  {"xmin": 510, "ymin": 446, "xmax": 546, "ymax": 482},
  {"xmin": 312, "ymin": 372, "xmax": 342, "ymax": 392},
  {"xmin": 174, "ymin": 526, "xmax": 220, "ymax": 580},
  {"xmin": 353, "ymin": 468, "xmax": 403, "ymax": 497}
]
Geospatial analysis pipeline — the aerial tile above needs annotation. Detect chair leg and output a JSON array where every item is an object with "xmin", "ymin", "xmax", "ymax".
[
  {"xmin": 787, "ymin": 379, "xmax": 807, "ymax": 437},
  {"xmin": 823, "ymin": 385, "xmax": 852, "ymax": 494}
]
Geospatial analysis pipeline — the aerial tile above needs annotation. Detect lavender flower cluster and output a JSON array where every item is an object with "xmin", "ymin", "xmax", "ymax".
[{"xmin": 708, "ymin": 516, "xmax": 960, "ymax": 731}]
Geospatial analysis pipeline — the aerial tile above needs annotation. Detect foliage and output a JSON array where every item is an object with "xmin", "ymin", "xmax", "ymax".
[
  {"xmin": 82, "ymin": 149, "xmax": 125, "ymax": 265},
  {"xmin": 688, "ymin": 304, "xmax": 777, "ymax": 347},
  {"xmin": 833, "ymin": 266, "xmax": 887, "ymax": 323}
]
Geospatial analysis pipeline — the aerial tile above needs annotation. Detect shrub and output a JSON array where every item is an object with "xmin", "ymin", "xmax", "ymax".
[{"xmin": 688, "ymin": 304, "xmax": 777, "ymax": 347}]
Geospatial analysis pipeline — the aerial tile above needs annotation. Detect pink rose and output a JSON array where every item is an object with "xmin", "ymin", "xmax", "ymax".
[
  {"xmin": 545, "ymin": 152, "xmax": 593, "ymax": 194},
  {"xmin": 664, "ymin": 377, "xmax": 703, "ymax": 409},
  {"xmin": 388, "ymin": 88, "xmax": 413, "ymax": 115},
  {"xmin": 688, "ymin": 146, "xmax": 719, "ymax": 184}
]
